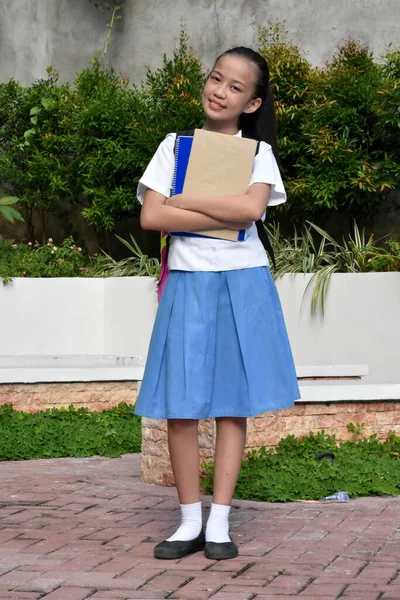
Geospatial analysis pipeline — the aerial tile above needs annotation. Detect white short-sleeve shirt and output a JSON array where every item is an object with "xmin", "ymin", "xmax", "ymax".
[{"xmin": 137, "ymin": 131, "xmax": 287, "ymax": 272}]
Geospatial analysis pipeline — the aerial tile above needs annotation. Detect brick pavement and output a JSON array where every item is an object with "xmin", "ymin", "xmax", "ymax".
[{"xmin": 0, "ymin": 454, "xmax": 399, "ymax": 600}]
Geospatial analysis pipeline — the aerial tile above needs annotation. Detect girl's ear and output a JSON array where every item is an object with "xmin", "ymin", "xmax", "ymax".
[{"xmin": 243, "ymin": 97, "xmax": 262, "ymax": 114}]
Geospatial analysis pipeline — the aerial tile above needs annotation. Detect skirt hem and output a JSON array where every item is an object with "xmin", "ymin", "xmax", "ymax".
[{"xmin": 134, "ymin": 397, "xmax": 299, "ymax": 420}]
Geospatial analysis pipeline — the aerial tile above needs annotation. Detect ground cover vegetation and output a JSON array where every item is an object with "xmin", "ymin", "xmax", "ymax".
[
  {"xmin": 0, "ymin": 403, "xmax": 141, "ymax": 460},
  {"xmin": 202, "ymin": 426, "xmax": 400, "ymax": 501}
]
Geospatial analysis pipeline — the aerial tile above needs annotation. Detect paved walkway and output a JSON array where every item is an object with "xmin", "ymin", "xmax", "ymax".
[{"xmin": 0, "ymin": 455, "xmax": 399, "ymax": 600}]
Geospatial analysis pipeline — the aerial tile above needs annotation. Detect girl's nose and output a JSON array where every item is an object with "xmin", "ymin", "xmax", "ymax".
[{"xmin": 214, "ymin": 87, "xmax": 226, "ymax": 99}]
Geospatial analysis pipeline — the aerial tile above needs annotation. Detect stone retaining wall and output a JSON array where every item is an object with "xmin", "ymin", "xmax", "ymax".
[
  {"xmin": 141, "ymin": 401, "xmax": 400, "ymax": 485},
  {"xmin": 0, "ymin": 381, "xmax": 138, "ymax": 412}
]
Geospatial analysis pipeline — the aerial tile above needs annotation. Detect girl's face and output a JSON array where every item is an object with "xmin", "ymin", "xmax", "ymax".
[{"xmin": 202, "ymin": 54, "xmax": 262, "ymax": 133}]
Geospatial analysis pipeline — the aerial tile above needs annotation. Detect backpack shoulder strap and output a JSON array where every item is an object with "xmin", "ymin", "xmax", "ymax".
[
  {"xmin": 241, "ymin": 131, "xmax": 260, "ymax": 155},
  {"xmin": 256, "ymin": 219, "xmax": 276, "ymax": 271},
  {"xmin": 242, "ymin": 134, "xmax": 276, "ymax": 269}
]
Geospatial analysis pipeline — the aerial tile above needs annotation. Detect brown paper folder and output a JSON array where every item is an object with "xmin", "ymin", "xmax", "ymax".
[{"xmin": 182, "ymin": 129, "xmax": 257, "ymax": 241}]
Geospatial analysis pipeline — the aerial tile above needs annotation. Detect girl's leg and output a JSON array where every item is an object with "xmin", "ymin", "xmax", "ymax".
[
  {"xmin": 166, "ymin": 419, "xmax": 203, "ymax": 542},
  {"xmin": 206, "ymin": 417, "xmax": 247, "ymax": 543}
]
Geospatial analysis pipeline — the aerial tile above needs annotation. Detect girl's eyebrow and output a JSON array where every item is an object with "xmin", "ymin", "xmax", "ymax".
[{"xmin": 212, "ymin": 70, "xmax": 246, "ymax": 88}]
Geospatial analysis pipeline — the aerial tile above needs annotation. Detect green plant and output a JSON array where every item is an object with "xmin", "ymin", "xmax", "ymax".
[
  {"xmin": 269, "ymin": 220, "xmax": 400, "ymax": 316},
  {"xmin": 0, "ymin": 196, "xmax": 24, "ymax": 246},
  {"xmin": 131, "ymin": 28, "xmax": 205, "ymax": 176},
  {"xmin": 0, "ymin": 237, "xmax": 95, "ymax": 282},
  {"xmin": 347, "ymin": 422, "xmax": 366, "ymax": 440},
  {"xmin": 0, "ymin": 70, "xmax": 74, "ymax": 241},
  {"xmin": 89, "ymin": 0, "xmax": 125, "ymax": 55},
  {"xmin": 0, "ymin": 402, "xmax": 141, "ymax": 460},
  {"xmin": 258, "ymin": 26, "xmax": 400, "ymax": 221},
  {"xmin": 70, "ymin": 58, "xmax": 140, "ymax": 233},
  {"xmin": 93, "ymin": 234, "xmax": 160, "ymax": 277},
  {"xmin": 201, "ymin": 428, "xmax": 400, "ymax": 502}
]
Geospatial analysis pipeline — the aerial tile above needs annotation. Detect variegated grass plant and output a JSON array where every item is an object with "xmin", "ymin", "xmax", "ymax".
[
  {"xmin": 268, "ymin": 220, "xmax": 400, "ymax": 316},
  {"xmin": 92, "ymin": 234, "xmax": 160, "ymax": 278}
]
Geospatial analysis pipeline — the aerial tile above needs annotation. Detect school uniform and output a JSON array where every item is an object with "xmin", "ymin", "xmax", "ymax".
[{"xmin": 135, "ymin": 131, "xmax": 301, "ymax": 420}]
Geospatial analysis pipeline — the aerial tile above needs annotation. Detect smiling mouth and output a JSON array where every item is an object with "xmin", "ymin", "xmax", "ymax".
[{"xmin": 209, "ymin": 99, "xmax": 225, "ymax": 110}]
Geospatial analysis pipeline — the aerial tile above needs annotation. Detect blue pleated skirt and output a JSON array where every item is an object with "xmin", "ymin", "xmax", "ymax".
[{"xmin": 135, "ymin": 267, "xmax": 301, "ymax": 419}]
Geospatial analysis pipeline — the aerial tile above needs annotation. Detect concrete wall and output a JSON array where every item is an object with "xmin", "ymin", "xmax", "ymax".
[{"xmin": 1, "ymin": 0, "xmax": 399, "ymax": 87}]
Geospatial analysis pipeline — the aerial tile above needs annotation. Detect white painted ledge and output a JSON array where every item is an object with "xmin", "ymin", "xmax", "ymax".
[
  {"xmin": 297, "ymin": 383, "xmax": 400, "ymax": 403},
  {"xmin": 296, "ymin": 365, "xmax": 369, "ymax": 378},
  {"xmin": 1, "ymin": 356, "xmax": 398, "ymax": 403},
  {"xmin": 0, "ymin": 355, "xmax": 144, "ymax": 383}
]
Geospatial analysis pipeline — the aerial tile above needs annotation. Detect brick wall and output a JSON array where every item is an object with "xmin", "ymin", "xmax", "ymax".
[
  {"xmin": 0, "ymin": 381, "xmax": 138, "ymax": 412},
  {"xmin": 141, "ymin": 401, "xmax": 400, "ymax": 486}
]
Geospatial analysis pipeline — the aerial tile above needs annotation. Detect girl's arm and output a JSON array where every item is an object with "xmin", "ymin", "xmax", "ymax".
[
  {"xmin": 140, "ymin": 189, "xmax": 252, "ymax": 232},
  {"xmin": 166, "ymin": 183, "xmax": 271, "ymax": 223}
]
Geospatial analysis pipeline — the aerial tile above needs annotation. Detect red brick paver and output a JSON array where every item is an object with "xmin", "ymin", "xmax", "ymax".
[{"xmin": 0, "ymin": 454, "xmax": 399, "ymax": 599}]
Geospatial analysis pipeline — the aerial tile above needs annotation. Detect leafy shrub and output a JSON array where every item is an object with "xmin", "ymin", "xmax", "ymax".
[
  {"xmin": 0, "ymin": 70, "xmax": 75, "ymax": 239},
  {"xmin": 132, "ymin": 28, "xmax": 204, "ymax": 176},
  {"xmin": 0, "ymin": 30, "xmax": 204, "ymax": 241},
  {"xmin": 258, "ymin": 24, "xmax": 400, "ymax": 220},
  {"xmin": 70, "ymin": 58, "xmax": 141, "ymax": 231},
  {"xmin": 201, "ymin": 428, "xmax": 400, "ymax": 501},
  {"xmin": 0, "ymin": 237, "xmax": 94, "ymax": 281},
  {"xmin": 0, "ymin": 402, "xmax": 141, "ymax": 460}
]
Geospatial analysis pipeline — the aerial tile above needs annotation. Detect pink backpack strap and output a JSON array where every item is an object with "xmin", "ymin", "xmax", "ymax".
[{"xmin": 158, "ymin": 230, "xmax": 169, "ymax": 301}]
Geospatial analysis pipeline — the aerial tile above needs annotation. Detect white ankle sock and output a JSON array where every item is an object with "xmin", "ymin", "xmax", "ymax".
[
  {"xmin": 205, "ymin": 503, "xmax": 231, "ymax": 543},
  {"xmin": 166, "ymin": 501, "xmax": 202, "ymax": 542}
]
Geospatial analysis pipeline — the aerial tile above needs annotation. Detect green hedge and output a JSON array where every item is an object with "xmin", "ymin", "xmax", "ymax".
[
  {"xmin": 0, "ymin": 403, "xmax": 141, "ymax": 460},
  {"xmin": 0, "ymin": 26, "xmax": 399, "ymax": 245}
]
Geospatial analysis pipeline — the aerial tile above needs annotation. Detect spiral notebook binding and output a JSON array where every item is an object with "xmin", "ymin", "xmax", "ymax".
[{"xmin": 171, "ymin": 136, "xmax": 181, "ymax": 195}]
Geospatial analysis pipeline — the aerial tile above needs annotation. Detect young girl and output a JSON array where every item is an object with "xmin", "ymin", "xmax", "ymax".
[{"xmin": 135, "ymin": 47, "xmax": 300, "ymax": 561}]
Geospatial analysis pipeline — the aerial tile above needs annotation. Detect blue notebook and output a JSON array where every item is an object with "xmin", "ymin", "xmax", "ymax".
[{"xmin": 171, "ymin": 134, "xmax": 246, "ymax": 241}]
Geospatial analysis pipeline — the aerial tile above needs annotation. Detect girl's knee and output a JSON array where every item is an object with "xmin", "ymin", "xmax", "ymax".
[
  {"xmin": 168, "ymin": 418, "xmax": 199, "ymax": 430},
  {"xmin": 216, "ymin": 416, "xmax": 246, "ymax": 425}
]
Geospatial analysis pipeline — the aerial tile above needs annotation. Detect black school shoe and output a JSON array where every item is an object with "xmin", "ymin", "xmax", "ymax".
[
  {"xmin": 154, "ymin": 529, "xmax": 205, "ymax": 559},
  {"xmin": 204, "ymin": 537, "xmax": 238, "ymax": 560}
]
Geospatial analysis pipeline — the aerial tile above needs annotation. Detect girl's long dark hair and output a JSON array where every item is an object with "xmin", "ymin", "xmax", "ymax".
[{"xmin": 215, "ymin": 47, "xmax": 279, "ymax": 159}]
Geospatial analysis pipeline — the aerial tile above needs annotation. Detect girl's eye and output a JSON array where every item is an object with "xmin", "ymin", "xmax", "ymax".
[
  {"xmin": 211, "ymin": 76, "xmax": 220, "ymax": 82},
  {"xmin": 232, "ymin": 86, "xmax": 241, "ymax": 92}
]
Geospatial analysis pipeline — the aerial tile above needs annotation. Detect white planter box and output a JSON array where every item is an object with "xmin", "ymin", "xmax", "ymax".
[
  {"xmin": 276, "ymin": 272, "xmax": 400, "ymax": 385},
  {"xmin": 0, "ymin": 272, "xmax": 399, "ymax": 386},
  {"xmin": 0, "ymin": 276, "xmax": 158, "ymax": 382}
]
